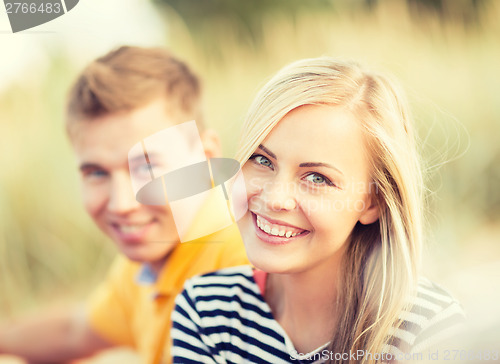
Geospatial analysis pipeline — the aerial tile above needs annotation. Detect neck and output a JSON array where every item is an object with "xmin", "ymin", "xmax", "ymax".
[
  {"xmin": 149, "ymin": 259, "xmax": 166, "ymax": 274},
  {"xmin": 148, "ymin": 246, "xmax": 177, "ymax": 274},
  {"xmin": 266, "ymin": 255, "xmax": 343, "ymax": 354}
]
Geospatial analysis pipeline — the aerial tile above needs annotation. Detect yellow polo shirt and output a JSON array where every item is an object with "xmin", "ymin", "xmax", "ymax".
[{"xmin": 86, "ymin": 222, "xmax": 247, "ymax": 364}]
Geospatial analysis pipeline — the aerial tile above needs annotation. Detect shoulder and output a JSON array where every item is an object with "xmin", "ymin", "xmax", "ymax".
[
  {"xmin": 181, "ymin": 265, "xmax": 257, "ymax": 297},
  {"xmin": 173, "ymin": 265, "xmax": 273, "ymax": 336},
  {"xmin": 174, "ymin": 265, "xmax": 269, "ymax": 315},
  {"xmin": 86, "ymin": 255, "xmax": 144, "ymax": 308},
  {"xmin": 172, "ymin": 266, "xmax": 286, "ymax": 363},
  {"xmin": 395, "ymin": 278, "xmax": 466, "ymax": 354},
  {"xmin": 193, "ymin": 223, "xmax": 249, "ymax": 267},
  {"xmin": 102, "ymin": 255, "xmax": 142, "ymax": 286},
  {"xmin": 412, "ymin": 277, "xmax": 465, "ymax": 325}
]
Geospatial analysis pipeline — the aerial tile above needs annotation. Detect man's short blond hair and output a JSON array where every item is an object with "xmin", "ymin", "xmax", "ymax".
[{"xmin": 66, "ymin": 46, "xmax": 203, "ymax": 132}]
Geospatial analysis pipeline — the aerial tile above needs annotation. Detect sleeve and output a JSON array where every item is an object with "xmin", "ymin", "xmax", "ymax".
[
  {"xmin": 85, "ymin": 256, "xmax": 135, "ymax": 347},
  {"xmin": 171, "ymin": 280, "xmax": 222, "ymax": 364},
  {"xmin": 411, "ymin": 300, "xmax": 466, "ymax": 354}
]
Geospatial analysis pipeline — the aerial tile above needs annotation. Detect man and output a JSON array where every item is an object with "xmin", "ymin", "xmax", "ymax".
[{"xmin": 0, "ymin": 46, "xmax": 247, "ymax": 363}]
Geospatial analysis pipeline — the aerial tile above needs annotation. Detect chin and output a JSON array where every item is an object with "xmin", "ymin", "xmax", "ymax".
[
  {"xmin": 245, "ymin": 248, "xmax": 290, "ymax": 274},
  {"xmin": 119, "ymin": 242, "xmax": 176, "ymax": 264}
]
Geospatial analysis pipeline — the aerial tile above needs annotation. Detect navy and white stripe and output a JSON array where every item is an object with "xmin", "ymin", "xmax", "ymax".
[{"xmin": 172, "ymin": 266, "xmax": 465, "ymax": 364}]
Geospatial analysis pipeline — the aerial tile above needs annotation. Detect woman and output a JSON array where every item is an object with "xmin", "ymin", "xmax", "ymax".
[{"xmin": 171, "ymin": 58, "xmax": 465, "ymax": 363}]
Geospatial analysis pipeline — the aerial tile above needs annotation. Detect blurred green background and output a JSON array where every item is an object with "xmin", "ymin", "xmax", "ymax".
[{"xmin": 0, "ymin": 0, "xmax": 499, "ymax": 349}]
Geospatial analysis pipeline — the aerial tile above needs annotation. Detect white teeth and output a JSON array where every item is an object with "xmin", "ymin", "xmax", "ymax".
[
  {"xmin": 119, "ymin": 225, "xmax": 140, "ymax": 233},
  {"xmin": 117, "ymin": 224, "xmax": 148, "ymax": 234},
  {"xmin": 255, "ymin": 214, "xmax": 304, "ymax": 238}
]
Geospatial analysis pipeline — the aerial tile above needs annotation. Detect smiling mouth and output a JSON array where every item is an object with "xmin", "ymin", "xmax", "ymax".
[
  {"xmin": 115, "ymin": 224, "xmax": 149, "ymax": 234},
  {"xmin": 252, "ymin": 213, "xmax": 309, "ymax": 239},
  {"xmin": 111, "ymin": 221, "xmax": 154, "ymax": 236}
]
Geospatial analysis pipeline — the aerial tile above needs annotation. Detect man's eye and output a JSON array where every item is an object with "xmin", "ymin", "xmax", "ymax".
[
  {"xmin": 135, "ymin": 164, "xmax": 153, "ymax": 176},
  {"xmin": 250, "ymin": 154, "xmax": 273, "ymax": 169},
  {"xmin": 304, "ymin": 173, "xmax": 334, "ymax": 187},
  {"xmin": 89, "ymin": 170, "xmax": 108, "ymax": 178}
]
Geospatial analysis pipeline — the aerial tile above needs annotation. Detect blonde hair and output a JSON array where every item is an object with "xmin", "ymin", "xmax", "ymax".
[
  {"xmin": 66, "ymin": 46, "xmax": 203, "ymax": 132},
  {"xmin": 236, "ymin": 57, "xmax": 423, "ymax": 363}
]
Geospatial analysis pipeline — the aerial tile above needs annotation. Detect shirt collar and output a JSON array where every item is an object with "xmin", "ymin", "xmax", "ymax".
[
  {"xmin": 133, "ymin": 241, "xmax": 205, "ymax": 299},
  {"xmin": 135, "ymin": 263, "xmax": 159, "ymax": 286}
]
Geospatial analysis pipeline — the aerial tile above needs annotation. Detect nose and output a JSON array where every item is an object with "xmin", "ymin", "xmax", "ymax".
[
  {"xmin": 261, "ymin": 176, "xmax": 297, "ymax": 212},
  {"xmin": 108, "ymin": 172, "xmax": 141, "ymax": 214}
]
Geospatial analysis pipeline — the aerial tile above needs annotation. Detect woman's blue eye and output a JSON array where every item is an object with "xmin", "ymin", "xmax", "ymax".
[
  {"xmin": 250, "ymin": 154, "xmax": 273, "ymax": 169},
  {"xmin": 304, "ymin": 173, "xmax": 334, "ymax": 187}
]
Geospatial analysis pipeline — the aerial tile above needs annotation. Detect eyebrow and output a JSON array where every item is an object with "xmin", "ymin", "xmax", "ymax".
[
  {"xmin": 130, "ymin": 151, "xmax": 167, "ymax": 164},
  {"xmin": 257, "ymin": 144, "xmax": 277, "ymax": 160},
  {"xmin": 79, "ymin": 163, "xmax": 102, "ymax": 172},
  {"xmin": 299, "ymin": 162, "xmax": 344, "ymax": 176},
  {"xmin": 129, "ymin": 154, "xmax": 150, "ymax": 164},
  {"xmin": 258, "ymin": 144, "xmax": 343, "ymax": 176}
]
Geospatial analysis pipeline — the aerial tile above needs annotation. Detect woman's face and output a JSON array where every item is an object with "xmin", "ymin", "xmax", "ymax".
[{"xmin": 238, "ymin": 105, "xmax": 379, "ymax": 274}]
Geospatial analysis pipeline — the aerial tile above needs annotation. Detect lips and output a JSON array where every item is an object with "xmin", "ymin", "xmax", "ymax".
[{"xmin": 251, "ymin": 212, "xmax": 309, "ymax": 244}]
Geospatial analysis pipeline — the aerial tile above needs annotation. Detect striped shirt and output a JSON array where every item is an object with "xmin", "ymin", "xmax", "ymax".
[{"xmin": 171, "ymin": 266, "xmax": 465, "ymax": 364}]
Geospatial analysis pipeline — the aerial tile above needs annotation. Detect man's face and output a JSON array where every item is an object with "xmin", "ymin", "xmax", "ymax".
[{"xmin": 70, "ymin": 98, "xmax": 204, "ymax": 268}]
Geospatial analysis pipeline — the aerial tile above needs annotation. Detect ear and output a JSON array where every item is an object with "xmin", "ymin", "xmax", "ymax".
[
  {"xmin": 200, "ymin": 129, "xmax": 222, "ymax": 159},
  {"xmin": 359, "ymin": 195, "xmax": 380, "ymax": 225}
]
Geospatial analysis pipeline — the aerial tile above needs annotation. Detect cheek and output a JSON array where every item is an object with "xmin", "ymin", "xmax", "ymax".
[
  {"xmin": 242, "ymin": 169, "xmax": 264, "ymax": 201},
  {"xmin": 305, "ymin": 208, "xmax": 355, "ymax": 247},
  {"xmin": 297, "ymin": 194, "xmax": 364, "ymax": 235},
  {"xmin": 345, "ymin": 185, "xmax": 372, "ymax": 217},
  {"xmin": 81, "ymin": 184, "xmax": 108, "ymax": 218},
  {"xmin": 301, "ymin": 202, "xmax": 334, "ymax": 232},
  {"xmin": 296, "ymin": 192, "xmax": 346, "ymax": 219},
  {"xmin": 149, "ymin": 204, "xmax": 172, "ymax": 220},
  {"xmin": 351, "ymin": 198, "xmax": 369, "ymax": 214}
]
